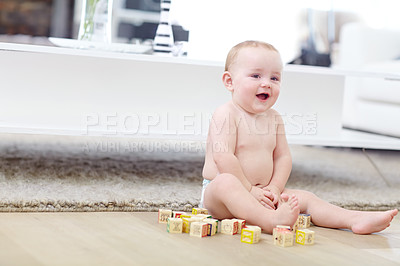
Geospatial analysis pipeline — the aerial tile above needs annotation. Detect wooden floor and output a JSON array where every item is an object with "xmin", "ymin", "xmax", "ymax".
[{"xmin": 0, "ymin": 212, "xmax": 399, "ymax": 265}]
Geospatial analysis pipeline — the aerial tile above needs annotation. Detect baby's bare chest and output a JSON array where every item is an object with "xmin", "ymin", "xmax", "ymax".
[
  {"xmin": 235, "ymin": 129, "xmax": 276, "ymax": 166},
  {"xmin": 236, "ymin": 114, "xmax": 277, "ymax": 150}
]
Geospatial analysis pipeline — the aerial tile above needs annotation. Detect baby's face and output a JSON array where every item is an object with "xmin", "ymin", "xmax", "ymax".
[{"xmin": 228, "ymin": 46, "xmax": 283, "ymax": 114}]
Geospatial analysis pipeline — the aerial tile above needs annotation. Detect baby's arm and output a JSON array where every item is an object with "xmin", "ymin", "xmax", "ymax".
[
  {"xmin": 210, "ymin": 106, "xmax": 252, "ymax": 191},
  {"xmin": 265, "ymin": 112, "xmax": 292, "ymax": 205}
]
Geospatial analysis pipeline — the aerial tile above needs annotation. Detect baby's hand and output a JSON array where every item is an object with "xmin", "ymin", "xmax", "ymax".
[
  {"xmin": 263, "ymin": 185, "xmax": 281, "ymax": 207},
  {"xmin": 250, "ymin": 186, "xmax": 276, "ymax": 210}
]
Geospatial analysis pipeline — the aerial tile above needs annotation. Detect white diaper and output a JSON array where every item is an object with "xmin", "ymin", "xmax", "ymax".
[{"xmin": 199, "ymin": 179, "xmax": 211, "ymax": 208}]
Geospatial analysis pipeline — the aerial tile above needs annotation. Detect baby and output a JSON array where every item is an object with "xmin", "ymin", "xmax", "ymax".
[{"xmin": 200, "ymin": 40, "xmax": 398, "ymax": 234}]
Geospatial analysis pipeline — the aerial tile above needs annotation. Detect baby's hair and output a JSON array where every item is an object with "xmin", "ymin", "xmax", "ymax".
[{"xmin": 224, "ymin": 40, "xmax": 279, "ymax": 71}]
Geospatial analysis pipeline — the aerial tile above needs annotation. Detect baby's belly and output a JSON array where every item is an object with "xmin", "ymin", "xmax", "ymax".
[{"xmin": 239, "ymin": 155, "xmax": 274, "ymax": 186}]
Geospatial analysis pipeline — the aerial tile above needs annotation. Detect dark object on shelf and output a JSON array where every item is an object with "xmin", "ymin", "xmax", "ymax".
[
  {"xmin": 125, "ymin": 0, "xmax": 160, "ymax": 12},
  {"xmin": 289, "ymin": 48, "xmax": 331, "ymax": 67},
  {"xmin": 118, "ymin": 23, "xmax": 188, "ymax": 42}
]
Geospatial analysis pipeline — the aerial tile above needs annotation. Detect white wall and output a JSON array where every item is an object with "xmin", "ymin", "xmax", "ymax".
[
  {"xmin": 173, "ymin": 0, "xmax": 304, "ymax": 63},
  {"xmin": 332, "ymin": 0, "xmax": 400, "ymax": 30}
]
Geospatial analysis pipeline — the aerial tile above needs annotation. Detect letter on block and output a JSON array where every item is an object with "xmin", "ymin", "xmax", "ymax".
[
  {"xmin": 273, "ymin": 225, "xmax": 291, "ymax": 238},
  {"xmin": 158, "ymin": 209, "xmax": 172, "ymax": 224},
  {"xmin": 232, "ymin": 219, "xmax": 246, "ymax": 232},
  {"xmin": 190, "ymin": 222, "xmax": 208, "ymax": 237},
  {"xmin": 274, "ymin": 228, "xmax": 294, "ymax": 247},
  {"xmin": 297, "ymin": 214, "xmax": 311, "ymax": 228},
  {"xmin": 172, "ymin": 211, "xmax": 186, "ymax": 218},
  {"xmin": 241, "ymin": 225, "xmax": 261, "ymax": 244},
  {"xmin": 204, "ymin": 218, "xmax": 218, "ymax": 236},
  {"xmin": 182, "ymin": 217, "xmax": 195, "ymax": 233},
  {"xmin": 221, "ymin": 219, "xmax": 238, "ymax": 235},
  {"xmin": 167, "ymin": 218, "xmax": 183, "ymax": 233},
  {"xmin": 192, "ymin": 208, "xmax": 209, "ymax": 215},
  {"xmin": 296, "ymin": 229, "xmax": 315, "ymax": 245}
]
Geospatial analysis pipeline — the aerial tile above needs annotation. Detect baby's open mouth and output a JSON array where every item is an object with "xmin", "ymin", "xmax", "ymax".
[{"xmin": 256, "ymin": 93, "xmax": 270, "ymax": 101}]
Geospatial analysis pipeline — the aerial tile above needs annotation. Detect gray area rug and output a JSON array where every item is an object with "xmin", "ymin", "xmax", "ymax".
[{"xmin": 0, "ymin": 134, "xmax": 399, "ymax": 212}]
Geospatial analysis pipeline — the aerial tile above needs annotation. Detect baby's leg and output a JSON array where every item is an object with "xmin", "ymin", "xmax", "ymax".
[
  {"xmin": 285, "ymin": 188, "xmax": 398, "ymax": 234},
  {"xmin": 203, "ymin": 173, "xmax": 300, "ymax": 233}
]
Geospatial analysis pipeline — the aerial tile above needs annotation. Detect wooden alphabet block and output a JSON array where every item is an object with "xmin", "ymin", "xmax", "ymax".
[
  {"xmin": 190, "ymin": 222, "xmax": 208, "ymax": 237},
  {"xmin": 203, "ymin": 218, "xmax": 218, "ymax": 236},
  {"xmin": 192, "ymin": 208, "xmax": 209, "ymax": 215},
  {"xmin": 172, "ymin": 211, "xmax": 186, "ymax": 218},
  {"xmin": 232, "ymin": 219, "xmax": 246, "ymax": 232},
  {"xmin": 167, "ymin": 218, "xmax": 183, "ymax": 233},
  {"xmin": 273, "ymin": 225, "xmax": 291, "ymax": 238},
  {"xmin": 194, "ymin": 214, "xmax": 213, "ymax": 220},
  {"xmin": 221, "ymin": 219, "xmax": 238, "ymax": 235},
  {"xmin": 296, "ymin": 229, "xmax": 315, "ymax": 245},
  {"xmin": 158, "ymin": 209, "xmax": 172, "ymax": 224},
  {"xmin": 241, "ymin": 225, "xmax": 261, "ymax": 244},
  {"xmin": 180, "ymin": 213, "xmax": 193, "ymax": 219},
  {"xmin": 297, "ymin": 214, "xmax": 311, "ymax": 229},
  {"xmin": 182, "ymin": 217, "xmax": 195, "ymax": 233},
  {"xmin": 273, "ymin": 228, "xmax": 294, "ymax": 247},
  {"xmin": 292, "ymin": 219, "xmax": 299, "ymax": 232},
  {"xmin": 191, "ymin": 216, "xmax": 205, "ymax": 222}
]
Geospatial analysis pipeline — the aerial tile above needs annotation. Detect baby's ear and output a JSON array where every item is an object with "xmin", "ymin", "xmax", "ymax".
[{"xmin": 222, "ymin": 71, "xmax": 234, "ymax": 92}]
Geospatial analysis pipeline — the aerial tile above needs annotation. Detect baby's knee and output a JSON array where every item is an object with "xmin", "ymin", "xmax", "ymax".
[{"xmin": 212, "ymin": 173, "xmax": 242, "ymax": 191}]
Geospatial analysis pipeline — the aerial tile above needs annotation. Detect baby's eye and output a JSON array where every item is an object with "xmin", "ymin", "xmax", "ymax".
[
  {"xmin": 271, "ymin": 76, "xmax": 280, "ymax": 81},
  {"xmin": 251, "ymin": 74, "xmax": 261, "ymax": 79}
]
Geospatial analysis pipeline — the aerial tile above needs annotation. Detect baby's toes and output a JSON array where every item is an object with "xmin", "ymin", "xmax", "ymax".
[
  {"xmin": 288, "ymin": 195, "xmax": 297, "ymax": 203},
  {"xmin": 289, "ymin": 197, "xmax": 299, "ymax": 208},
  {"xmin": 292, "ymin": 202, "xmax": 300, "ymax": 215},
  {"xmin": 280, "ymin": 193, "xmax": 290, "ymax": 202}
]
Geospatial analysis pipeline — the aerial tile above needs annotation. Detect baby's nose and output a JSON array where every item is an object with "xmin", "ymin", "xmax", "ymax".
[{"xmin": 261, "ymin": 81, "xmax": 271, "ymax": 88}]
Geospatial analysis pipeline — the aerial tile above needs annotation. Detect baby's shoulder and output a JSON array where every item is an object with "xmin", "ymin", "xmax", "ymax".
[
  {"xmin": 266, "ymin": 108, "xmax": 285, "ymax": 126},
  {"xmin": 213, "ymin": 101, "xmax": 239, "ymax": 117},
  {"xmin": 267, "ymin": 108, "xmax": 281, "ymax": 117}
]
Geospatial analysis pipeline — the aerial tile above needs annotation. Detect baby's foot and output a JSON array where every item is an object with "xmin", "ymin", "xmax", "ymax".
[
  {"xmin": 351, "ymin": 209, "xmax": 398, "ymax": 235},
  {"xmin": 271, "ymin": 195, "xmax": 300, "ymax": 230}
]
